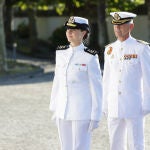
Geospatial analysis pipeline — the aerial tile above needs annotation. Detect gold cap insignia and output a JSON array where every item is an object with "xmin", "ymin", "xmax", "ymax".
[
  {"xmin": 114, "ymin": 13, "xmax": 121, "ymax": 20},
  {"xmin": 68, "ymin": 16, "xmax": 75, "ymax": 24}
]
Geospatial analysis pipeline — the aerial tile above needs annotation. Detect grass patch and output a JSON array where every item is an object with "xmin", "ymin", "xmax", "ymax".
[{"xmin": 0, "ymin": 59, "xmax": 41, "ymax": 77}]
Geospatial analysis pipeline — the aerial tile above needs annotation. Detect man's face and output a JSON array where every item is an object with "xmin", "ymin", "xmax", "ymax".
[{"xmin": 113, "ymin": 23, "xmax": 134, "ymax": 40}]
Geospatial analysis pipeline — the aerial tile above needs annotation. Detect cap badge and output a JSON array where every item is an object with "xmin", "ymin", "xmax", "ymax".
[
  {"xmin": 68, "ymin": 16, "xmax": 75, "ymax": 24},
  {"xmin": 114, "ymin": 13, "xmax": 121, "ymax": 20}
]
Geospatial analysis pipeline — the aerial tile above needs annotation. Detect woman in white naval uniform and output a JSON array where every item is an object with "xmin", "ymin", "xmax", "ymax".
[
  {"xmin": 49, "ymin": 16, "xmax": 102, "ymax": 150},
  {"xmin": 103, "ymin": 12, "xmax": 150, "ymax": 150}
]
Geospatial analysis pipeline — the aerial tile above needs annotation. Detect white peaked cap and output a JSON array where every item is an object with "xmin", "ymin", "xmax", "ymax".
[
  {"xmin": 110, "ymin": 11, "xmax": 137, "ymax": 25},
  {"xmin": 64, "ymin": 16, "xmax": 89, "ymax": 32}
]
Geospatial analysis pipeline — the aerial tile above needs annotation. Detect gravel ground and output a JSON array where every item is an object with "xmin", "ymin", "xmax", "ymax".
[{"xmin": 0, "ymin": 57, "xmax": 150, "ymax": 150}]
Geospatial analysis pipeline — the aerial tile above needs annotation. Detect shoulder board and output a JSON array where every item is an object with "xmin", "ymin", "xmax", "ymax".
[
  {"xmin": 105, "ymin": 43, "xmax": 111, "ymax": 48},
  {"xmin": 84, "ymin": 48, "xmax": 99, "ymax": 55},
  {"xmin": 137, "ymin": 40, "xmax": 150, "ymax": 46},
  {"xmin": 56, "ymin": 45, "xmax": 69, "ymax": 50},
  {"xmin": 105, "ymin": 42, "xmax": 114, "ymax": 48}
]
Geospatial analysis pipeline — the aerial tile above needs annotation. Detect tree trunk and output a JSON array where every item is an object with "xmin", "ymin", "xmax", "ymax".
[
  {"xmin": 89, "ymin": 22, "xmax": 99, "ymax": 48},
  {"xmin": 146, "ymin": 0, "xmax": 150, "ymax": 41},
  {"xmin": 97, "ymin": 0, "xmax": 109, "ymax": 68},
  {"xmin": 0, "ymin": 0, "xmax": 7, "ymax": 71},
  {"xmin": 28, "ymin": 8, "xmax": 37, "ymax": 49},
  {"xmin": 26, "ymin": 0, "xmax": 37, "ymax": 51},
  {"xmin": 97, "ymin": 0, "xmax": 109, "ymax": 48},
  {"xmin": 4, "ymin": 0, "xmax": 13, "ymax": 46}
]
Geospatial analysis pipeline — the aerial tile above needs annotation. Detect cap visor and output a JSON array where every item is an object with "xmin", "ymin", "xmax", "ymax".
[{"xmin": 112, "ymin": 19, "xmax": 132, "ymax": 25}]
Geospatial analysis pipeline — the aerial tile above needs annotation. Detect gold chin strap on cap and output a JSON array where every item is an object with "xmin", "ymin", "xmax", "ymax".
[
  {"xmin": 66, "ymin": 23, "xmax": 77, "ymax": 27},
  {"xmin": 112, "ymin": 18, "xmax": 132, "ymax": 25}
]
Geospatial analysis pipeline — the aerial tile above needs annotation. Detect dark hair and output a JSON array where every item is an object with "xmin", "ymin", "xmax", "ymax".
[
  {"xmin": 82, "ymin": 30, "xmax": 90, "ymax": 46},
  {"xmin": 82, "ymin": 30, "xmax": 89, "ymax": 40}
]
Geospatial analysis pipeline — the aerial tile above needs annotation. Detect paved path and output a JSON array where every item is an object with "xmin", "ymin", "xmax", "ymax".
[{"xmin": 0, "ymin": 57, "xmax": 150, "ymax": 150}]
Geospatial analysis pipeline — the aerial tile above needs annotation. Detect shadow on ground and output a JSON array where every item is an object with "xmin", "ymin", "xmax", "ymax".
[
  {"xmin": 0, "ymin": 48, "xmax": 55, "ymax": 86},
  {"xmin": 0, "ymin": 71, "xmax": 54, "ymax": 86}
]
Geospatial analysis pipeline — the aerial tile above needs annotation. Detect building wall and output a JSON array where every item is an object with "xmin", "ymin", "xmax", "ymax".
[
  {"xmin": 12, "ymin": 16, "xmax": 67, "ymax": 40},
  {"xmin": 12, "ymin": 15, "xmax": 150, "ymax": 43},
  {"xmin": 36, "ymin": 17, "xmax": 67, "ymax": 40}
]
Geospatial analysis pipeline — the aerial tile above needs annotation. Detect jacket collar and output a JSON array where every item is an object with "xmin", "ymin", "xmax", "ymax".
[{"xmin": 70, "ymin": 43, "xmax": 85, "ymax": 51}]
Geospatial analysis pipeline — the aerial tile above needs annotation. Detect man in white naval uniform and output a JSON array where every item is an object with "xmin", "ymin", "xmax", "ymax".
[
  {"xmin": 103, "ymin": 12, "xmax": 150, "ymax": 150},
  {"xmin": 50, "ymin": 16, "xmax": 102, "ymax": 150}
]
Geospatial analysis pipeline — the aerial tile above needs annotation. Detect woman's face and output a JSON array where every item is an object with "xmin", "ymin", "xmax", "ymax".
[{"xmin": 66, "ymin": 29, "xmax": 86, "ymax": 46}]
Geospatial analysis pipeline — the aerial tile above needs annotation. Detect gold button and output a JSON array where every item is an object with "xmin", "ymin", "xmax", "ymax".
[
  {"xmin": 119, "ymin": 80, "xmax": 121, "ymax": 83},
  {"xmin": 120, "ymin": 48, "xmax": 123, "ymax": 51},
  {"xmin": 118, "ymin": 91, "xmax": 122, "ymax": 95},
  {"xmin": 120, "ymin": 58, "xmax": 123, "ymax": 61}
]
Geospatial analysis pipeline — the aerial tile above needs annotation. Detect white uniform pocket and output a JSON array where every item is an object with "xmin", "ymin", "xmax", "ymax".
[
  {"xmin": 55, "ymin": 63, "xmax": 66, "ymax": 76},
  {"xmin": 124, "ymin": 59, "xmax": 139, "ymax": 65}
]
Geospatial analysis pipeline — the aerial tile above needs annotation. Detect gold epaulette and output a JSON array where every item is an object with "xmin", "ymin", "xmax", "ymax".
[
  {"xmin": 84, "ymin": 48, "xmax": 99, "ymax": 55},
  {"xmin": 137, "ymin": 40, "xmax": 150, "ymax": 46},
  {"xmin": 105, "ymin": 41, "xmax": 115, "ymax": 48}
]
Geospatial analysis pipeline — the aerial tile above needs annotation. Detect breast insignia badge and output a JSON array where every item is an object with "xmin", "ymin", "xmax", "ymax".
[{"xmin": 107, "ymin": 47, "xmax": 113, "ymax": 55}]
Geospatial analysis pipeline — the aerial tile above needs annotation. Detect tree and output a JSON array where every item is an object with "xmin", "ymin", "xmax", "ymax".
[
  {"xmin": 146, "ymin": 0, "xmax": 150, "ymax": 40},
  {"xmin": 4, "ymin": 0, "xmax": 19, "ymax": 45},
  {"xmin": 97, "ymin": 0, "xmax": 109, "ymax": 47},
  {"xmin": 25, "ymin": 0, "xmax": 37, "ymax": 50},
  {"xmin": 97, "ymin": 0, "xmax": 108, "ymax": 66},
  {"xmin": 0, "ymin": 0, "xmax": 7, "ymax": 71},
  {"xmin": 13, "ymin": 0, "xmax": 38, "ymax": 50},
  {"xmin": 4, "ymin": 0, "xmax": 13, "ymax": 45}
]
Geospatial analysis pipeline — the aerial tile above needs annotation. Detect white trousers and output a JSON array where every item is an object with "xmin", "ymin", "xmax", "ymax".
[
  {"xmin": 108, "ymin": 117, "xmax": 144, "ymax": 150},
  {"xmin": 57, "ymin": 119, "xmax": 91, "ymax": 150}
]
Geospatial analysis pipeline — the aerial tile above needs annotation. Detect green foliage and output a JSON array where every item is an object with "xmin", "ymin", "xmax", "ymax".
[
  {"xmin": 10, "ymin": 0, "xmax": 146, "ymax": 16},
  {"xmin": 30, "ymin": 39, "xmax": 52, "ymax": 58},
  {"xmin": 16, "ymin": 25, "xmax": 68, "ymax": 59},
  {"xmin": 73, "ymin": 0, "xmax": 82, "ymax": 7},
  {"xmin": 56, "ymin": 3, "xmax": 65, "ymax": 15},
  {"xmin": 16, "ymin": 1, "xmax": 37, "ymax": 10},
  {"xmin": 16, "ymin": 38, "xmax": 31, "ymax": 54},
  {"xmin": 16, "ymin": 38, "xmax": 55, "ymax": 59},
  {"xmin": 15, "ymin": 22, "xmax": 29, "ymax": 38},
  {"xmin": 106, "ymin": 0, "xmax": 145, "ymax": 14},
  {"xmin": 14, "ymin": 0, "xmax": 55, "ymax": 12},
  {"xmin": 49, "ymin": 26, "xmax": 69, "ymax": 49}
]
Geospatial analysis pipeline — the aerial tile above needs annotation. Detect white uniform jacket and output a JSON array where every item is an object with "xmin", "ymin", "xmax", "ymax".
[
  {"xmin": 50, "ymin": 43, "xmax": 102, "ymax": 121},
  {"xmin": 103, "ymin": 36, "xmax": 150, "ymax": 118}
]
